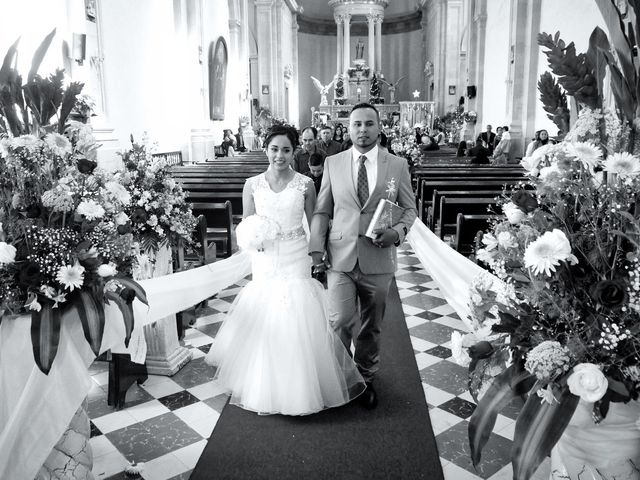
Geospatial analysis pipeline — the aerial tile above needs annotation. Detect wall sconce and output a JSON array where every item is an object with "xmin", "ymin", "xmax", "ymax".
[{"xmin": 72, "ymin": 33, "xmax": 86, "ymax": 65}]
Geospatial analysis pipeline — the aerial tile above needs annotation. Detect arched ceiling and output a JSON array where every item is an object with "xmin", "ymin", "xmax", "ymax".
[{"xmin": 297, "ymin": 0, "xmax": 420, "ymax": 21}]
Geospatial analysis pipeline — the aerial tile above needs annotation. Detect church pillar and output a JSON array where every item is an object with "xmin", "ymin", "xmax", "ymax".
[
  {"xmin": 291, "ymin": 14, "xmax": 300, "ymax": 127},
  {"xmin": 472, "ymin": 0, "xmax": 487, "ymax": 133},
  {"xmin": 507, "ymin": 0, "xmax": 541, "ymax": 160},
  {"xmin": 343, "ymin": 14, "xmax": 352, "ymax": 72},
  {"xmin": 255, "ymin": 0, "xmax": 274, "ymax": 113},
  {"xmin": 435, "ymin": 0, "xmax": 447, "ymax": 114},
  {"xmin": 336, "ymin": 15, "xmax": 343, "ymax": 76},
  {"xmin": 367, "ymin": 14, "xmax": 375, "ymax": 72},
  {"xmin": 375, "ymin": 16, "xmax": 382, "ymax": 76}
]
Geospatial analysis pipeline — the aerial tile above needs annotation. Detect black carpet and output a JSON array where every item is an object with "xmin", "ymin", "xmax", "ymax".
[{"xmin": 191, "ymin": 279, "xmax": 443, "ymax": 480}]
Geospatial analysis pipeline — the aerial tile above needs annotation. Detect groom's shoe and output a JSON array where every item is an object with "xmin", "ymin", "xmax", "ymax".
[{"xmin": 359, "ymin": 382, "xmax": 378, "ymax": 409}]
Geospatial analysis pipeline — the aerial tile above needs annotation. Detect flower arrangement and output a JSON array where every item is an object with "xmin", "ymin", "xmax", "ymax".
[
  {"xmin": 388, "ymin": 127, "xmax": 420, "ymax": 166},
  {"xmin": 235, "ymin": 214, "xmax": 281, "ymax": 252},
  {"xmin": 115, "ymin": 137, "xmax": 197, "ymax": 254},
  {"xmin": 0, "ymin": 31, "xmax": 146, "ymax": 375}
]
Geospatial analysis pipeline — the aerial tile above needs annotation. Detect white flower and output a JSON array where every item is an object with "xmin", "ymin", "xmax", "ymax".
[
  {"xmin": 450, "ymin": 331, "xmax": 471, "ymax": 367},
  {"xmin": 11, "ymin": 134, "xmax": 39, "ymax": 149},
  {"xmin": 0, "ymin": 140, "xmax": 7, "ymax": 158},
  {"xmin": 56, "ymin": 262, "xmax": 85, "ymax": 291},
  {"xmin": 538, "ymin": 164, "xmax": 562, "ymax": 182},
  {"xmin": 476, "ymin": 248, "xmax": 496, "ymax": 264},
  {"xmin": 0, "ymin": 242, "xmax": 17, "ymax": 264},
  {"xmin": 97, "ymin": 262, "xmax": 118, "ymax": 277},
  {"xmin": 105, "ymin": 181, "xmax": 132, "ymax": 205},
  {"xmin": 566, "ymin": 142, "xmax": 603, "ymax": 171},
  {"xmin": 503, "ymin": 202, "xmax": 525, "ymax": 225},
  {"xmin": 385, "ymin": 178, "xmax": 397, "ymax": 198},
  {"xmin": 536, "ymin": 384, "xmax": 558, "ymax": 405},
  {"xmin": 567, "ymin": 363, "xmax": 608, "ymax": 403},
  {"xmin": 76, "ymin": 199, "xmax": 106, "ymax": 220},
  {"xmin": 497, "ymin": 231, "xmax": 517, "ymax": 249},
  {"xmin": 115, "ymin": 212, "xmax": 130, "ymax": 226},
  {"xmin": 147, "ymin": 214, "xmax": 158, "ymax": 227},
  {"xmin": 44, "ymin": 132, "xmax": 72, "ymax": 156},
  {"xmin": 524, "ymin": 229, "xmax": 578, "ymax": 276},
  {"xmin": 604, "ymin": 152, "xmax": 640, "ymax": 178},
  {"xmin": 520, "ymin": 156, "xmax": 541, "ymax": 176},
  {"xmin": 481, "ymin": 233, "xmax": 498, "ymax": 251},
  {"xmin": 236, "ymin": 215, "xmax": 281, "ymax": 251},
  {"xmin": 531, "ymin": 143, "xmax": 555, "ymax": 160},
  {"xmin": 25, "ymin": 296, "xmax": 42, "ymax": 312}
]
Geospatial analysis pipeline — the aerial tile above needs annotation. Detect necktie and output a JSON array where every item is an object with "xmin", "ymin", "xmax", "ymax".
[{"xmin": 357, "ymin": 155, "xmax": 369, "ymax": 206}]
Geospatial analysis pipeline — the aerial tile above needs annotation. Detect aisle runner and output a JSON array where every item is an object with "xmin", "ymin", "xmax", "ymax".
[{"xmin": 191, "ymin": 280, "xmax": 443, "ymax": 479}]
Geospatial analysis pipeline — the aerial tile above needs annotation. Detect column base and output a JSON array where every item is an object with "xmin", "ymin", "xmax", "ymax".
[{"xmin": 145, "ymin": 345, "xmax": 193, "ymax": 376}]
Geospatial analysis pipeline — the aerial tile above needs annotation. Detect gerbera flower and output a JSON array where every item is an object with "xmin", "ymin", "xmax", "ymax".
[
  {"xmin": 603, "ymin": 152, "xmax": 640, "ymax": 178},
  {"xmin": 11, "ymin": 134, "xmax": 39, "ymax": 150},
  {"xmin": 76, "ymin": 199, "xmax": 106, "ymax": 220},
  {"xmin": 523, "ymin": 229, "xmax": 578, "ymax": 276},
  {"xmin": 56, "ymin": 262, "xmax": 85, "ymax": 291},
  {"xmin": 105, "ymin": 181, "xmax": 132, "ymax": 205},
  {"xmin": 565, "ymin": 142, "xmax": 603, "ymax": 171},
  {"xmin": 44, "ymin": 132, "xmax": 72, "ymax": 156}
]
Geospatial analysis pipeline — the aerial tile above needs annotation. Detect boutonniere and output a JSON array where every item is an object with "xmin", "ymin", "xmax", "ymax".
[{"xmin": 385, "ymin": 177, "xmax": 397, "ymax": 199}]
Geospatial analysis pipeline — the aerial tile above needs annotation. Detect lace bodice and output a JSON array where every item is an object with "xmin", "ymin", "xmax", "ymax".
[{"xmin": 248, "ymin": 172, "xmax": 311, "ymax": 232}]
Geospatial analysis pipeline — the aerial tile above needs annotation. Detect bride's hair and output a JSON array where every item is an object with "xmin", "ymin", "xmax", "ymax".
[{"xmin": 264, "ymin": 124, "xmax": 298, "ymax": 149}]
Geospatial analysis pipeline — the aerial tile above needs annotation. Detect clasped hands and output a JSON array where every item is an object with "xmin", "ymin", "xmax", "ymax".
[{"xmin": 371, "ymin": 228, "xmax": 400, "ymax": 248}]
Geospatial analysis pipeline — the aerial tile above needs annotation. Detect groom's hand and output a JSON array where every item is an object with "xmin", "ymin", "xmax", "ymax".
[{"xmin": 372, "ymin": 228, "xmax": 400, "ymax": 248}]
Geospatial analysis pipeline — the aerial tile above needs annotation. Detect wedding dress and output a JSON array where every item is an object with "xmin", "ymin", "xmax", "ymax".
[{"xmin": 205, "ymin": 172, "xmax": 366, "ymax": 415}]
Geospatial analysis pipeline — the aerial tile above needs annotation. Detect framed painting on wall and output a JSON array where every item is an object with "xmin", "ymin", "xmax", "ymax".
[{"xmin": 209, "ymin": 37, "xmax": 228, "ymax": 121}]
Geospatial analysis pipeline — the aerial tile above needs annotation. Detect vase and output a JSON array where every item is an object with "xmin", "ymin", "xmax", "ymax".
[
  {"xmin": 550, "ymin": 399, "xmax": 640, "ymax": 480},
  {"xmin": 34, "ymin": 398, "xmax": 94, "ymax": 480},
  {"xmin": 135, "ymin": 244, "xmax": 192, "ymax": 376}
]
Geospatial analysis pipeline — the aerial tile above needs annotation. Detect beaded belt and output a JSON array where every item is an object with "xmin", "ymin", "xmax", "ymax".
[{"xmin": 277, "ymin": 225, "xmax": 305, "ymax": 241}]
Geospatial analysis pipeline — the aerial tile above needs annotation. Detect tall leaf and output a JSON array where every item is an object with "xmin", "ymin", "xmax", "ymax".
[
  {"xmin": 105, "ymin": 290, "xmax": 136, "ymax": 347},
  {"xmin": 30, "ymin": 302, "xmax": 62, "ymax": 375},
  {"xmin": 27, "ymin": 28, "xmax": 55, "ymax": 83},
  {"xmin": 115, "ymin": 277, "xmax": 149, "ymax": 306},
  {"xmin": 0, "ymin": 37, "xmax": 20, "ymax": 85},
  {"xmin": 512, "ymin": 383, "xmax": 579, "ymax": 480},
  {"xmin": 595, "ymin": 0, "xmax": 637, "ymax": 88},
  {"xmin": 73, "ymin": 290, "xmax": 106, "ymax": 356},
  {"xmin": 468, "ymin": 366, "xmax": 533, "ymax": 467},
  {"xmin": 58, "ymin": 81, "xmax": 84, "ymax": 133}
]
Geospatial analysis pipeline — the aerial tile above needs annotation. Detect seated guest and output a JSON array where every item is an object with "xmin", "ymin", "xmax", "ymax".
[
  {"xmin": 493, "ymin": 126, "xmax": 503, "ymax": 151},
  {"xmin": 292, "ymin": 126, "xmax": 319, "ymax": 174},
  {"xmin": 235, "ymin": 127, "xmax": 247, "ymax": 152},
  {"xmin": 477, "ymin": 124, "xmax": 496, "ymax": 155},
  {"xmin": 525, "ymin": 129, "xmax": 550, "ymax": 157},
  {"xmin": 304, "ymin": 152, "xmax": 325, "ymax": 194},
  {"xmin": 492, "ymin": 126, "xmax": 511, "ymax": 165},
  {"xmin": 317, "ymin": 125, "xmax": 342, "ymax": 157},
  {"xmin": 221, "ymin": 129, "xmax": 237, "ymax": 156},
  {"xmin": 468, "ymin": 139, "xmax": 490, "ymax": 164},
  {"xmin": 434, "ymin": 127, "xmax": 445, "ymax": 145},
  {"xmin": 341, "ymin": 132, "xmax": 352, "ymax": 152},
  {"xmin": 456, "ymin": 140, "xmax": 467, "ymax": 157},
  {"xmin": 419, "ymin": 134, "xmax": 439, "ymax": 153}
]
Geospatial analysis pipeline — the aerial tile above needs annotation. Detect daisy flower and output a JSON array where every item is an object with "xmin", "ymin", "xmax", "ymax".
[
  {"xmin": 603, "ymin": 152, "xmax": 640, "ymax": 178},
  {"xmin": 56, "ymin": 262, "xmax": 85, "ymax": 291},
  {"xmin": 523, "ymin": 229, "xmax": 578, "ymax": 276},
  {"xmin": 44, "ymin": 133, "xmax": 72, "ymax": 156},
  {"xmin": 565, "ymin": 142, "xmax": 603, "ymax": 171},
  {"xmin": 76, "ymin": 199, "xmax": 106, "ymax": 220}
]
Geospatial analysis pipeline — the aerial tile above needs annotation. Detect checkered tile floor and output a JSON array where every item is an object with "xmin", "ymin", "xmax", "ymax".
[{"xmin": 88, "ymin": 244, "xmax": 550, "ymax": 480}]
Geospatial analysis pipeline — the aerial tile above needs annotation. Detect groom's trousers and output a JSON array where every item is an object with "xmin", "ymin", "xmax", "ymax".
[{"xmin": 327, "ymin": 262, "xmax": 394, "ymax": 382}]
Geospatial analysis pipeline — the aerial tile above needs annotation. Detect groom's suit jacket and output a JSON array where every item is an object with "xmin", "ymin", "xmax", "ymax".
[{"xmin": 309, "ymin": 148, "xmax": 417, "ymax": 275}]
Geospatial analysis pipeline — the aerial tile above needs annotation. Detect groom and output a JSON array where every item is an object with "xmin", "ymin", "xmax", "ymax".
[{"xmin": 309, "ymin": 103, "xmax": 417, "ymax": 409}]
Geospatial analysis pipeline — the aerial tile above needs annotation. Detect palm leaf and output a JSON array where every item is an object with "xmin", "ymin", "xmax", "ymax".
[
  {"xmin": 105, "ymin": 290, "xmax": 136, "ymax": 347},
  {"xmin": 73, "ymin": 290, "xmax": 106, "ymax": 356},
  {"xmin": 0, "ymin": 37, "xmax": 20, "ymax": 85},
  {"xmin": 512, "ymin": 383, "xmax": 579, "ymax": 480},
  {"xmin": 58, "ymin": 81, "xmax": 84, "ymax": 134},
  {"xmin": 30, "ymin": 302, "xmax": 62, "ymax": 375},
  {"xmin": 27, "ymin": 28, "xmax": 56, "ymax": 83}
]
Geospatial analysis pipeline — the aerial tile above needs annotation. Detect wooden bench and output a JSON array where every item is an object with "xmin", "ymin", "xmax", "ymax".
[
  {"xmin": 454, "ymin": 213, "xmax": 498, "ymax": 255},
  {"xmin": 190, "ymin": 201, "xmax": 235, "ymax": 258},
  {"xmin": 427, "ymin": 189, "xmax": 502, "ymax": 230},
  {"xmin": 438, "ymin": 196, "xmax": 500, "ymax": 240}
]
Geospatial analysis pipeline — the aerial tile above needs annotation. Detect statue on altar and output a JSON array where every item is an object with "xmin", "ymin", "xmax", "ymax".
[
  {"xmin": 310, "ymin": 75, "xmax": 336, "ymax": 106},
  {"xmin": 379, "ymin": 75, "xmax": 406, "ymax": 104},
  {"xmin": 355, "ymin": 39, "xmax": 365, "ymax": 60}
]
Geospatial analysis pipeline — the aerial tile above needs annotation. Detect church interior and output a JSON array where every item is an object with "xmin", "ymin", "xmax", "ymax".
[{"xmin": 1, "ymin": 1, "xmax": 635, "ymax": 480}]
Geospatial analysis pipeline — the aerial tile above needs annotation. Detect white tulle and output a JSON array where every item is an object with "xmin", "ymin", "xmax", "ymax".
[{"xmin": 205, "ymin": 172, "xmax": 366, "ymax": 415}]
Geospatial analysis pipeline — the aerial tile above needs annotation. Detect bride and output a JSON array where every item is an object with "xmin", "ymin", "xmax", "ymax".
[{"xmin": 205, "ymin": 124, "xmax": 366, "ymax": 415}]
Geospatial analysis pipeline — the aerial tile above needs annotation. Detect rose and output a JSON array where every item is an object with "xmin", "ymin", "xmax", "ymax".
[
  {"xmin": 590, "ymin": 280, "xmax": 628, "ymax": 308},
  {"xmin": 97, "ymin": 263, "xmax": 118, "ymax": 277},
  {"xmin": 130, "ymin": 207, "xmax": 148, "ymax": 224},
  {"xmin": 18, "ymin": 261, "xmax": 42, "ymax": 287},
  {"xmin": 120, "ymin": 287, "xmax": 136, "ymax": 303},
  {"xmin": 468, "ymin": 341, "xmax": 494, "ymax": 360},
  {"xmin": 567, "ymin": 363, "xmax": 608, "ymax": 402},
  {"xmin": 503, "ymin": 202, "xmax": 526, "ymax": 225},
  {"xmin": 511, "ymin": 190, "xmax": 538, "ymax": 213},
  {"xmin": 77, "ymin": 157, "xmax": 98, "ymax": 174},
  {"xmin": 117, "ymin": 223, "xmax": 132, "ymax": 235},
  {"xmin": 0, "ymin": 242, "xmax": 17, "ymax": 264}
]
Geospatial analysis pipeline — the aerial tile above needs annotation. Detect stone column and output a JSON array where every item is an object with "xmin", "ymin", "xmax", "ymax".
[
  {"xmin": 291, "ymin": 13, "xmax": 300, "ymax": 126},
  {"xmin": 472, "ymin": 0, "xmax": 487, "ymax": 131},
  {"xmin": 375, "ymin": 16, "xmax": 382, "ymax": 76},
  {"xmin": 336, "ymin": 15, "xmax": 343, "ymax": 76},
  {"xmin": 255, "ymin": 0, "xmax": 275, "ymax": 112},
  {"xmin": 367, "ymin": 14, "xmax": 375, "ymax": 72},
  {"xmin": 435, "ymin": 0, "xmax": 447, "ymax": 114},
  {"xmin": 343, "ymin": 14, "xmax": 351, "ymax": 72}
]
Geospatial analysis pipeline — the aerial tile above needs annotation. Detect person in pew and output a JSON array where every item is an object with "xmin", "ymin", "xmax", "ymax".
[
  {"xmin": 477, "ymin": 124, "xmax": 496, "ymax": 155},
  {"xmin": 221, "ymin": 129, "xmax": 237, "ymax": 157},
  {"xmin": 341, "ymin": 131, "xmax": 353, "ymax": 151},
  {"xmin": 493, "ymin": 126, "xmax": 503, "ymax": 151},
  {"xmin": 310, "ymin": 103, "xmax": 417, "ymax": 410},
  {"xmin": 292, "ymin": 126, "xmax": 319, "ymax": 174},
  {"xmin": 467, "ymin": 139, "xmax": 491, "ymax": 164},
  {"xmin": 304, "ymin": 152, "xmax": 325, "ymax": 194},
  {"xmin": 205, "ymin": 124, "xmax": 366, "ymax": 416},
  {"xmin": 456, "ymin": 140, "xmax": 467, "ymax": 157},
  {"xmin": 235, "ymin": 126, "xmax": 247, "ymax": 153},
  {"xmin": 491, "ymin": 125, "xmax": 511, "ymax": 165},
  {"xmin": 524, "ymin": 129, "xmax": 550, "ymax": 157},
  {"xmin": 318, "ymin": 125, "xmax": 342, "ymax": 157}
]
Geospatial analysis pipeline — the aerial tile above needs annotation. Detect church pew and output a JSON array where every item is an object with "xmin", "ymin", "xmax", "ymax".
[
  {"xmin": 454, "ymin": 213, "xmax": 498, "ymax": 256},
  {"xmin": 427, "ymin": 189, "xmax": 503, "ymax": 230},
  {"xmin": 438, "ymin": 196, "xmax": 501, "ymax": 240},
  {"xmin": 189, "ymin": 201, "xmax": 235, "ymax": 258}
]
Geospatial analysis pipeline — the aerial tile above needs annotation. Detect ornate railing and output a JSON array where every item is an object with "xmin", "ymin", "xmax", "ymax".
[{"xmin": 316, "ymin": 104, "xmax": 401, "ymax": 126}]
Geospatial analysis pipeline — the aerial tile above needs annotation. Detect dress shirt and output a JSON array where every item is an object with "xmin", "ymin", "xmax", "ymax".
[{"xmin": 351, "ymin": 145, "xmax": 378, "ymax": 201}]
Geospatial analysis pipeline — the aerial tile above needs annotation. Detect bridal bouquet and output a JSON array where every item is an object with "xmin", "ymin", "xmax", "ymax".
[{"xmin": 235, "ymin": 215, "xmax": 281, "ymax": 252}]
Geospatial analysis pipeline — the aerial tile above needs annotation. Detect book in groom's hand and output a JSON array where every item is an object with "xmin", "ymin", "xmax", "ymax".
[{"xmin": 365, "ymin": 199, "xmax": 404, "ymax": 239}]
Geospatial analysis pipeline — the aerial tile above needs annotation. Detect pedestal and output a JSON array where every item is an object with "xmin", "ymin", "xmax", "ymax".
[
  {"xmin": 135, "ymin": 245, "xmax": 192, "ymax": 376},
  {"xmin": 242, "ymin": 125, "xmax": 256, "ymax": 152},
  {"xmin": 190, "ymin": 127, "xmax": 216, "ymax": 163}
]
